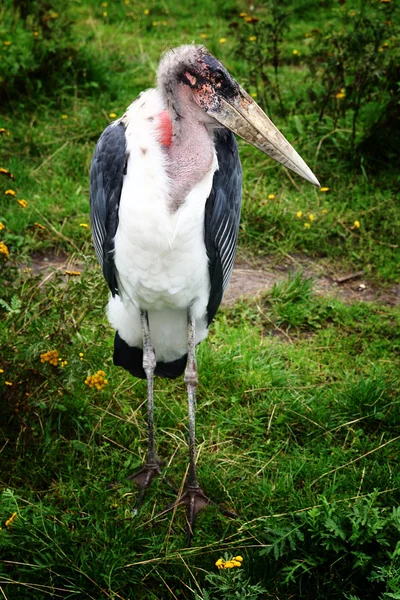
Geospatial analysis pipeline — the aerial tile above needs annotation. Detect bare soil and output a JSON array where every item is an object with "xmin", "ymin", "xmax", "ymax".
[{"xmin": 23, "ymin": 251, "xmax": 400, "ymax": 307}]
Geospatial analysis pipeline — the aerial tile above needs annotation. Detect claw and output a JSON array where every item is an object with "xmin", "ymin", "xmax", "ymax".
[{"xmin": 157, "ymin": 484, "xmax": 238, "ymax": 546}]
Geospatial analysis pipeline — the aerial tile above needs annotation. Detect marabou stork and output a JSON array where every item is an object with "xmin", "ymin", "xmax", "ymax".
[{"xmin": 90, "ymin": 44, "xmax": 319, "ymax": 543}]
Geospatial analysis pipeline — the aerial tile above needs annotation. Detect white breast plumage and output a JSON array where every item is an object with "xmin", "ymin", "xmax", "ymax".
[{"xmin": 107, "ymin": 89, "xmax": 218, "ymax": 362}]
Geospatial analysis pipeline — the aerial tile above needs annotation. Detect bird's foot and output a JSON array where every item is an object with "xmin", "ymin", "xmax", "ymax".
[
  {"xmin": 128, "ymin": 459, "xmax": 178, "ymax": 508},
  {"xmin": 157, "ymin": 484, "xmax": 238, "ymax": 546}
]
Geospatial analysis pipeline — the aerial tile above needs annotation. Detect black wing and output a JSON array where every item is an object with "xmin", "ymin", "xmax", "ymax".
[
  {"xmin": 89, "ymin": 121, "xmax": 127, "ymax": 296},
  {"xmin": 205, "ymin": 129, "xmax": 242, "ymax": 325}
]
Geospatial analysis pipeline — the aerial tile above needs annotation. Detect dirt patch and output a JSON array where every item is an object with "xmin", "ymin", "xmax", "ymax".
[
  {"xmin": 22, "ymin": 250, "xmax": 400, "ymax": 307},
  {"xmin": 223, "ymin": 256, "xmax": 400, "ymax": 307}
]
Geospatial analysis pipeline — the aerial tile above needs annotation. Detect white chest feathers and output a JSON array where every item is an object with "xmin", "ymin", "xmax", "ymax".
[{"xmin": 106, "ymin": 89, "xmax": 218, "ymax": 362}]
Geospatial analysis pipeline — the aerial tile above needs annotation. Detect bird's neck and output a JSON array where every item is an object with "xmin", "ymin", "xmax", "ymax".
[{"xmin": 164, "ymin": 85, "xmax": 216, "ymax": 211}]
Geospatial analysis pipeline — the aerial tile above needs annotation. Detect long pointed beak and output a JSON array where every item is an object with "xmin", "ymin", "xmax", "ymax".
[{"xmin": 209, "ymin": 86, "xmax": 320, "ymax": 186}]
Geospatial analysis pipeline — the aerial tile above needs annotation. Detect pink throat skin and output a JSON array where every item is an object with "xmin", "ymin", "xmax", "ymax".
[{"xmin": 160, "ymin": 85, "xmax": 216, "ymax": 211}]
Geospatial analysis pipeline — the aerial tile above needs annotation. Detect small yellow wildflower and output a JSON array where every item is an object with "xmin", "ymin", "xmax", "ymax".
[
  {"xmin": 349, "ymin": 10, "xmax": 356, "ymax": 16},
  {"xmin": 79, "ymin": 353, "xmax": 84, "ymax": 361},
  {"xmin": 125, "ymin": 0, "xmax": 130, "ymax": 4},
  {"xmin": 0, "ymin": 242, "xmax": 9, "ymax": 258},
  {"xmin": 5, "ymin": 381, "xmax": 13, "ymax": 386},
  {"xmin": 319, "ymin": 187, "xmax": 329, "ymax": 192},
  {"xmin": 322, "ymin": 209, "xmax": 328, "ymax": 214},
  {"xmin": 40, "ymin": 349, "xmax": 59, "ymax": 366},
  {"xmin": 297, "ymin": 211, "xmax": 303, "ymax": 218},
  {"xmin": 103, "ymin": 11, "xmax": 108, "ymax": 17},
  {"xmin": 0, "ymin": 222, "xmax": 4, "ymax": 231},
  {"xmin": 162, "ymin": 21, "xmax": 168, "ymax": 26},
  {"xmin": 251, "ymin": 93, "xmax": 257, "ymax": 98},
  {"xmin": 144, "ymin": 9, "xmax": 149, "ymax": 14},
  {"xmin": 215, "ymin": 556, "xmax": 243, "ymax": 570},
  {"xmin": 249, "ymin": 36, "xmax": 257, "ymax": 42},
  {"xmin": 309, "ymin": 213, "xmax": 315, "ymax": 221},
  {"xmin": 85, "ymin": 370, "xmax": 108, "ymax": 391},
  {"xmin": 219, "ymin": 38, "xmax": 227, "ymax": 43},
  {"xmin": 34, "ymin": 31, "xmax": 39, "ymax": 37},
  {"xmin": 304, "ymin": 222, "xmax": 311, "ymax": 228},
  {"xmin": 5, "ymin": 512, "xmax": 17, "ymax": 529},
  {"xmin": 80, "ymin": 223, "xmax": 88, "ymax": 228},
  {"xmin": 353, "ymin": 220, "xmax": 360, "ymax": 228},
  {"xmin": 109, "ymin": 112, "xmax": 117, "ymax": 118},
  {"xmin": 3, "ymin": 41, "xmax": 11, "ymax": 46},
  {"xmin": 0, "ymin": 167, "xmax": 14, "ymax": 179},
  {"xmin": 60, "ymin": 360, "xmax": 68, "ymax": 367},
  {"xmin": 49, "ymin": 11, "xmax": 58, "ymax": 19},
  {"xmin": 200, "ymin": 33, "xmax": 208, "ymax": 39},
  {"xmin": 239, "ymin": 12, "xmax": 248, "ymax": 17},
  {"xmin": 5, "ymin": 189, "xmax": 16, "ymax": 196},
  {"xmin": 0, "ymin": 128, "xmax": 10, "ymax": 136},
  {"xmin": 305, "ymin": 32, "xmax": 312, "ymax": 38},
  {"xmin": 65, "ymin": 270, "xmax": 81, "ymax": 276},
  {"xmin": 0, "ymin": 368, "xmax": 4, "ymax": 373},
  {"xmin": 102, "ymin": 2, "xmax": 108, "ymax": 6},
  {"xmin": 268, "ymin": 194, "xmax": 275, "ymax": 200},
  {"xmin": 293, "ymin": 49, "xmax": 300, "ymax": 55},
  {"xmin": 336, "ymin": 92, "xmax": 345, "ymax": 99},
  {"xmin": 152, "ymin": 21, "xmax": 158, "ymax": 26},
  {"xmin": 17, "ymin": 199, "xmax": 28, "ymax": 208}
]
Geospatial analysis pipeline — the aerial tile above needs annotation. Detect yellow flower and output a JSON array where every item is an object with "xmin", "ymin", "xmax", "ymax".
[
  {"xmin": 102, "ymin": 2, "xmax": 108, "ymax": 6},
  {"xmin": 103, "ymin": 11, "xmax": 108, "ymax": 17},
  {"xmin": 293, "ymin": 49, "xmax": 300, "ymax": 55},
  {"xmin": 321, "ymin": 209, "xmax": 328, "ymax": 214},
  {"xmin": 0, "ymin": 128, "xmax": 10, "ymax": 136},
  {"xmin": 0, "ymin": 222, "xmax": 4, "ymax": 230},
  {"xmin": 219, "ymin": 38, "xmax": 227, "ymax": 43},
  {"xmin": 162, "ymin": 21, "xmax": 168, "ymax": 26},
  {"xmin": 5, "ymin": 512, "xmax": 17, "ymax": 528},
  {"xmin": 224, "ymin": 561, "xmax": 235, "ymax": 569},
  {"xmin": 309, "ymin": 213, "xmax": 315, "ymax": 221},
  {"xmin": 5, "ymin": 381, "xmax": 13, "ymax": 386},
  {"xmin": 336, "ymin": 92, "xmax": 345, "ymax": 99},
  {"xmin": 215, "ymin": 558, "xmax": 224, "ymax": 568},
  {"xmin": 0, "ymin": 242, "xmax": 9, "ymax": 258},
  {"xmin": 251, "ymin": 93, "xmax": 257, "ymax": 98},
  {"xmin": 268, "ymin": 194, "xmax": 275, "ymax": 200},
  {"xmin": 3, "ymin": 41, "xmax": 11, "ymax": 46},
  {"xmin": 34, "ymin": 31, "xmax": 39, "ymax": 37},
  {"xmin": 349, "ymin": 10, "xmax": 356, "ymax": 16},
  {"xmin": 5, "ymin": 189, "xmax": 16, "ymax": 196},
  {"xmin": 319, "ymin": 187, "xmax": 329, "ymax": 192},
  {"xmin": 85, "ymin": 370, "xmax": 108, "ymax": 391},
  {"xmin": 233, "ymin": 556, "xmax": 243, "ymax": 562},
  {"xmin": 239, "ymin": 12, "xmax": 248, "ymax": 17},
  {"xmin": 17, "ymin": 199, "xmax": 28, "ymax": 208},
  {"xmin": 80, "ymin": 223, "xmax": 89, "ymax": 228},
  {"xmin": 61, "ymin": 115, "xmax": 68, "ymax": 120},
  {"xmin": 0, "ymin": 167, "xmax": 14, "ymax": 179},
  {"xmin": 249, "ymin": 36, "xmax": 257, "ymax": 42},
  {"xmin": 304, "ymin": 222, "xmax": 311, "ymax": 228},
  {"xmin": 353, "ymin": 220, "xmax": 360, "ymax": 228},
  {"xmin": 40, "ymin": 349, "xmax": 59, "ymax": 366},
  {"xmin": 65, "ymin": 270, "xmax": 81, "ymax": 276},
  {"xmin": 200, "ymin": 33, "xmax": 208, "ymax": 39},
  {"xmin": 296, "ymin": 211, "xmax": 303, "ymax": 218},
  {"xmin": 109, "ymin": 112, "xmax": 117, "ymax": 118},
  {"xmin": 144, "ymin": 8, "xmax": 149, "ymax": 14}
]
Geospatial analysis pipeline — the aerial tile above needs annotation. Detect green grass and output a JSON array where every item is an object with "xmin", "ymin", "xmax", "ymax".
[{"xmin": 1, "ymin": 0, "xmax": 400, "ymax": 598}]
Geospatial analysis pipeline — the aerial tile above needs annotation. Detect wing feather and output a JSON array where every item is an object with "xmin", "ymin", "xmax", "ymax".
[
  {"xmin": 89, "ymin": 121, "xmax": 127, "ymax": 296},
  {"xmin": 204, "ymin": 129, "xmax": 242, "ymax": 325}
]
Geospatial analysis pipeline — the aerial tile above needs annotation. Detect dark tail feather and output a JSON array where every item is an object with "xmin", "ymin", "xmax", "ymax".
[{"xmin": 113, "ymin": 333, "xmax": 187, "ymax": 379}]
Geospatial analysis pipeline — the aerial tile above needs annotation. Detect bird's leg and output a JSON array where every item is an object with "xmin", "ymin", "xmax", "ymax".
[
  {"xmin": 128, "ymin": 310, "xmax": 163, "ymax": 501},
  {"xmin": 157, "ymin": 311, "xmax": 238, "ymax": 546}
]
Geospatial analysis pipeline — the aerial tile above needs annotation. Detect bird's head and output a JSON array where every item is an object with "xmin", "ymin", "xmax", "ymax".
[{"xmin": 157, "ymin": 45, "xmax": 319, "ymax": 186}]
